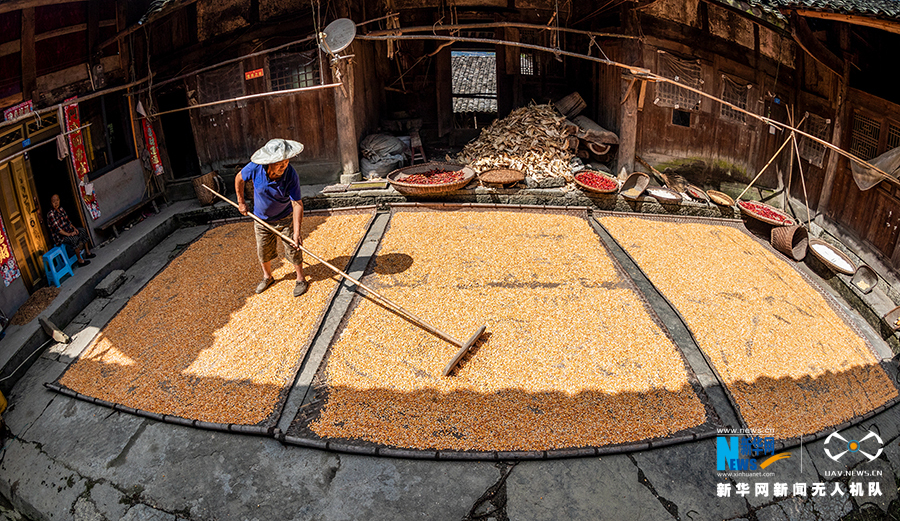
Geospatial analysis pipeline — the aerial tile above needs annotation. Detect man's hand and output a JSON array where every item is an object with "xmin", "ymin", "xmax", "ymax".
[
  {"xmin": 235, "ymin": 173, "xmax": 248, "ymax": 215},
  {"xmin": 292, "ymin": 229, "xmax": 303, "ymax": 249},
  {"xmin": 237, "ymin": 202, "xmax": 248, "ymax": 215}
]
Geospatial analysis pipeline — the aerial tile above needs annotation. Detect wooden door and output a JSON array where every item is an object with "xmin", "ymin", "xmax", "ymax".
[
  {"xmin": 866, "ymin": 188, "xmax": 900, "ymax": 258},
  {"xmin": 0, "ymin": 156, "xmax": 46, "ymax": 288}
]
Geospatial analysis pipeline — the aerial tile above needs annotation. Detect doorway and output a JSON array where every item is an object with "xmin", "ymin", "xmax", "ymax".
[
  {"xmin": 158, "ymin": 89, "xmax": 201, "ymax": 179},
  {"xmin": 29, "ymin": 143, "xmax": 84, "ymax": 246},
  {"xmin": 0, "ymin": 155, "xmax": 48, "ymax": 289}
]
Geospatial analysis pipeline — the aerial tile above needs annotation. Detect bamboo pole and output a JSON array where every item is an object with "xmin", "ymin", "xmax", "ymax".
[
  {"xmin": 736, "ymin": 115, "xmax": 806, "ymax": 202},
  {"xmin": 202, "ymin": 185, "xmax": 487, "ymax": 364}
]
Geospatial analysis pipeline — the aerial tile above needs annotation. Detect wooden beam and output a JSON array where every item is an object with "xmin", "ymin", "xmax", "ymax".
[
  {"xmin": 790, "ymin": 12, "xmax": 843, "ymax": 76},
  {"xmin": 0, "ymin": 40, "xmax": 21, "ymax": 58},
  {"xmin": 0, "ymin": 0, "xmax": 83, "ymax": 15},
  {"xmin": 97, "ymin": 0, "xmax": 198, "ymax": 51},
  {"xmin": 21, "ymin": 7, "xmax": 34, "ymax": 101},
  {"xmin": 792, "ymin": 9, "xmax": 900, "ymax": 36},
  {"xmin": 31, "ymin": 20, "xmax": 114, "ymax": 43}
]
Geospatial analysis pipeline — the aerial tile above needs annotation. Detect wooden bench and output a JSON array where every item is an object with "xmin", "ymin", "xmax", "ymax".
[{"xmin": 96, "ymin": 192, "xmax": 166, "ymax": 238}]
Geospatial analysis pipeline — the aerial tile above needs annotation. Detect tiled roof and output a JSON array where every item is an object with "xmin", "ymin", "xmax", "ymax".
[
  {"xmin": 748, "ymin": 0, "xmax": 900, "ymax": 20},
  {"xmin": 452, "ymin": 51, "xmax": 498, "ymax": 114}
]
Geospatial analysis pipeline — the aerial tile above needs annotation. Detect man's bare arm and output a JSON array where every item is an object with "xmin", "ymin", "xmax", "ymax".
[{"xmin": 235, "ymin": 174, "xmax": 248, "ymax": 215}]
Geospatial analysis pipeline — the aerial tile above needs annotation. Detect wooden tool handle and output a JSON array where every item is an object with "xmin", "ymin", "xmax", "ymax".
[{"xmin": 202, "ymin": 184, "xmax": 464, "ymax": 348}]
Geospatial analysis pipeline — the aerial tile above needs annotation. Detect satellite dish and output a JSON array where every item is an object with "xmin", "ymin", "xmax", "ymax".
[{"xmin": 319, "ymin": 18, "xmax": 356, "ymax": 56}]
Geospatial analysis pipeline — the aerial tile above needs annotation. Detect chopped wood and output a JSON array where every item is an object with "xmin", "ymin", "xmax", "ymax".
[
  {"xmin": 572, "ymin": 115, "xmax": 619, "ymax": 145},
  {"xmin": 587, "ymin": 142, "xmax": 611, "ymax": 156},
  {"xmin": 454, "ymin": 104, "xmax": 574, "ymax": 179}
]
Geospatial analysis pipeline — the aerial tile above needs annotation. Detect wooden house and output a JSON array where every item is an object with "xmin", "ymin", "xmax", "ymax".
[{"xmin": 2, "ymin": 0, "xmax": 900, "ymax": 315}]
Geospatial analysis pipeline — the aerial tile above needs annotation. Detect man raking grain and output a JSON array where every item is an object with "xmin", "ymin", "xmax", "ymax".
[{"xmin": 203, "ymin": 184, "xmax": 487, "ymax": 376}]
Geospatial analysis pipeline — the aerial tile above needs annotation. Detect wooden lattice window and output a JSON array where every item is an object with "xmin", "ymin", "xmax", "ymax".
[
  {"xmin": 198, "ymin": 63, "xmax": 244, "ymax": 104},
  {"xmin": 655, "ymin": 51, "xmax": 702, "ymax": 111},
  {"xmin": 26, "ymin": 112, "xmax": 59, "ymax": 134},
  {"xmin": 269, "ymin": 50, "xmax": 319, "ymax": 91},
  {"xmin": 720, "ymin": 75, "xmax": 751, "ymax": 123},
  {"xmin": 888, "ymin": 123, "xmax": 900, "ymax": 151},
  {"xmin": 798, "ymin": 113, "xmax": 830, "ymax": 168},
  {"xmin": 849, "ymin": 112, "xmax": 881, "ymax": 161}
]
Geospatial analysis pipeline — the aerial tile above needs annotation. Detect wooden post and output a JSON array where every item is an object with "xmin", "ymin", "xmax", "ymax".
[
  {"xmin": 21, "ymin": 8, "xmax": 35, "ymax": 100},
  {"xmin": 436, "ymin": 46, "xmax": 452, "ymax": 138},
  {"xmin": 333, "ymin": 53, "xmax": 359, "ymax": 177},
  {"xmin": 816, "ymin": 23, "xmax": 851, "ymax": 220},
  {"xmin": 617, "ymin": 71, "xmax": 638, "ymax": 175}
]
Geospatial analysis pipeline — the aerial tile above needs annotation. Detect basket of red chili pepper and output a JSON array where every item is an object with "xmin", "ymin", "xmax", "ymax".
[
  {"xmin": 573, "ymin": 170, "xmax": 619, "ymax": 194},
  {"xmin": 387, "ymin": 162, "xmax": 476, "ymax": 195},
  {"xmin": 737, "ymin": 200, "xmax": 796, "ymax": 227}
]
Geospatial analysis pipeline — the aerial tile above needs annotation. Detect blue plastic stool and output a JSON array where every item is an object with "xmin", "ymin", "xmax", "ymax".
[{"xmin": 42, "ymin": 245, "xmax": 76, "ymax": 288}]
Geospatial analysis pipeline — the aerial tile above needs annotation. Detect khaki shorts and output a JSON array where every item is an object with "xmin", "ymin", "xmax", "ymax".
[{"xmin": 254, "ymin": 215, "xmax": 303, "ymax": 266}]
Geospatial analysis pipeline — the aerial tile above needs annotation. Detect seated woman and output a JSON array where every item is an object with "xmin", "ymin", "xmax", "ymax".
[{"xmin": 46, "ymin": 194, "xmax": 95, "ymax": 266}]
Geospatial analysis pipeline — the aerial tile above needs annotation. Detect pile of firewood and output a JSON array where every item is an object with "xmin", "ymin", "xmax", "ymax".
[{"xmin": 452, "ymin": 94, "xmax": 619, "ymax": 181}]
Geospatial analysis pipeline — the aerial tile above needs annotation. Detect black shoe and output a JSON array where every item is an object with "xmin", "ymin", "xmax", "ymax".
[
  {"xmin": 293, "ymin": 280, "xmax": 309, "ymax": 297},
  {"xmin": 256, "ymin": 277, "xmax": 274, "ymax": 294},
  {"xmin": 84, "ymin": 253, "xmax": 96, "ymax": 259},
  {"xmin": 77, "ymin": 259, "xmax": 90, "ymax": 266}
]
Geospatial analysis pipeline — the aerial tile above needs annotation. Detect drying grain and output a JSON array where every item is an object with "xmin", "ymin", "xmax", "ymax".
[
  {"xmin": 58, "ymin": 212, "xmax": 372, "ymax": 425},
  {"xmin": 598, "ymin": 216, "xmax": 898, "ymax": 438},
  {"xmin": 311, "ymin": 211, "xmax": 706, "ymax": 451}
]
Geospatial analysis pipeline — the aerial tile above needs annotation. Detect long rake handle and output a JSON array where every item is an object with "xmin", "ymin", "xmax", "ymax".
[{"xmin": 203, "ymin": 184, "xmax": 464, "ymax": 348}]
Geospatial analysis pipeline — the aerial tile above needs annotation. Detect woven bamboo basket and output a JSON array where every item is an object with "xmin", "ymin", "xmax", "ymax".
[
  {"xmin": 192, "ymin": 171, "xmax": 225, "ymax": 206},
  {"xmin": 706, "ymin": 190, "xmax": 734, "ymax": 206},
  {"xmin": 573, "ymin": 171, "xmax": 619, "ymax": 194},
  {"xmin": 387, "ymin": 162, "xmax": 476, "ymax": 196},
  {"xmin": 479, "ymin": 168, "xmax": 524, "ymax": 188},
  {"xmin": 738, "ymin": 200, "xmax": 795, "ymax": 227},
  {"xmin": 620, "ymin": 172, "xmax": 650, "ymax": 200},
  {"xmin": 851, "ymin": 264, "xmax": 877, "ymax": 294},
  {"xmin": 686, "ymin": 184, "xmax": 709, "ymax": 203},
  {"xmin": 770, "ymin": 224, "xmax": 808, "ymax": 261},
  {"xmin": 884, "ymin": 305, "xmax": 900, "ymax": 331},
  {"xmin": 807, "ymin": 239, "xmax": 856, "ymax": 275}
]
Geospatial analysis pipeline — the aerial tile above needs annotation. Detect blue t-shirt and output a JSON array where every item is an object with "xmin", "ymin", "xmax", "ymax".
[{"xmin": 241, "ymin": 162, "xmax": 302, "ymax": 221}]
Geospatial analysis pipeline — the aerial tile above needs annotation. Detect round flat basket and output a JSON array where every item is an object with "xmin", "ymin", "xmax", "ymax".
[
  {"xmin": 645, "ymin": 186, "xmax": 683, "ymax": 204},
  {"xmin": 479, "ymin": 168, "xmax": 524, "ymax": 186},
  {"xmin": 808, "ymin": 239, "xmax": 856, "ymax": 275},
  {"xmin": 573, "ymin": 171, "xmax": 619, "ymax": 194},
  {"xmin": 707, "ymin": 190, "xmax": 734, "ymax": 206},
  {"xmin": 387, "ymin": 162, "xmax": 476, "ymax": 196},
  {"xmin": 737, "ymin": 200, "xmax": 795, "ymax": 227},
  {"xmin": 686, "ymin": 184, "xmax": 709, "ymax": 203}
]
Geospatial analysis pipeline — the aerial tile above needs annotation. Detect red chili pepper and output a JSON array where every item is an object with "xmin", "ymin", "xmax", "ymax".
[
  {"xmin": 402, "ymin": 170, "xmax": 466, "ymax": 185},
  {"xmin": 576, "ymin": 171, "xmax": 617, "ymax": 191},
  {"xmin": 738, "ymin": 200, "xmax": 792, "ymax": 224}
]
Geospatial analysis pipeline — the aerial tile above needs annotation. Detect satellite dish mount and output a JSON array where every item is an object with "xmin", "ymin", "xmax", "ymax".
[{"xmin": 318, "ymin": 18, "xmax": 356, "ymax": 64}]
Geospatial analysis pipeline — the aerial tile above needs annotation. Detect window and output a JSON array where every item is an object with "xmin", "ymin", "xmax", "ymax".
[
  {"xmin": 198, "ymin": 63, "xmax": 244, "ymax": 104},
  {"xmin": 655, "ymin": 51, "xmax": 702, "ymax": 111},
  {"xmin": 269, "ymin": 50, "xmax": 319, "ymax": 91},
  {"xmin": 81, "ymin": 94, "xmax": 135, "ymax": 179},
  {"xmin": 721, "ymin": 75, "xmax": 751, "ymax": 124},
  {"xmin": 672, "ymin": 110, "xmax": 691, "ymax": 127},
  {"xmin": 888, "ymin": 123, "xmax": 900, "ymax": 151},
  {"xmin": 849, "ymin": 112, "xmax": 881, "ymax": 161},
  {"xmin": 798, "ymin": 113, "xmax": 829, "ymax": 168},
  {"xmin": 520, "ymin": 52, "xmax": 535, "ymax": 76}
]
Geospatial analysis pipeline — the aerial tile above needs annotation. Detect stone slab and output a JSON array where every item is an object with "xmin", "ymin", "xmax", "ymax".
[
  {"xmin": 631, "ymin": 440, "xmax": 748, "ymax": 521},
  {"xmin": 96, "ymin": 422, "xmax": 497, "ymax": 521},
  {"xmin": 70, "ymin": 298, "xmax": 112, "ymax": 326},
  {"xmin": 1, "ymin": 356, "xmax": 67, "ymax": 438},
  {"xmin": 120, "ymin": 504, "xmax": 178, "ymax": 521},
  {"xmin": 22, "ymin": 396, "xmax": 149, "ymax": 478},
  {"xmin": 506, "ymin": 456, "xmax": 676, "ymax": 521},
  {"xmin": 95, "ymin": 270, "xmax": 126, "ymax": 298},
  {"xmin": 0, "ymin": 438, "xmax": 88, "ymax": 521},
  {"xmin": 86, "ymin": 481, "xmax": 129, "ymax": 521}
]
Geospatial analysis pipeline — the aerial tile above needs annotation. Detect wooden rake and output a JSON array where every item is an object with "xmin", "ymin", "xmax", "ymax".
[{"xmin": 203, "ymin": 185, "xmax": 487, "ymax": 376}]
